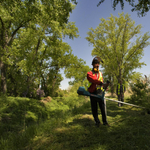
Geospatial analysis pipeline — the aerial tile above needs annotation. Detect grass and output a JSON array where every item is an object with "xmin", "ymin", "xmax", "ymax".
[{"xmin": 0, "ymin": 94, "xmax": 150, "ymax": 150}]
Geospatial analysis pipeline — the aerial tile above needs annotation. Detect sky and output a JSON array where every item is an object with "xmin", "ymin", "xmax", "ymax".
[{"xmin": 60, "ymin": 0, "xmax": 150, "ymax": 90}]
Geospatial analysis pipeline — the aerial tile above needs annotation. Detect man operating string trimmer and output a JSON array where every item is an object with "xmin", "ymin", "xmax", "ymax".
[
  {"xmin": 77, "ymin": 57, "xmax": 149, "ymax": 127},
  {"xmin": 87, "ymin": 56, "xmax": 110, "ymax": 127}
]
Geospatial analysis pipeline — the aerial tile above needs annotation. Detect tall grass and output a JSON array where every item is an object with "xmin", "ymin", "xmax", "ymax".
[
  {"xmin": 0, "ymin": 93, "xmax": 150, "ymax": 150},
  {"xmin": 0, "ymin": 94, "xmax": 88, "ymax": 150}
]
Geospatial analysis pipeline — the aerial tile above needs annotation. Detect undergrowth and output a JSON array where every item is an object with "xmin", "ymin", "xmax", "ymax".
[{"xmin": 0, "ymin": 94, "xmax": 150, "ymax": 150}]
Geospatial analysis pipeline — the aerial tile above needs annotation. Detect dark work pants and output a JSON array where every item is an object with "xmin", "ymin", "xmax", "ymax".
[
  {"xmin": 90, "ymin": 95, "xmax": 107, "ymax": 124},
  {"xmin": 118, "ymin": 94, "xmax": 124, "ymax": 107}
]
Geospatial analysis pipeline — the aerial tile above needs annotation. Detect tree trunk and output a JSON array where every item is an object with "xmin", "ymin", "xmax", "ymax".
[
  {"xmin": 51, "ymin": 66, "xmax": 59, "ymax": 97},
  {"xmin": 41, "ymin": 74, "xmax": 48, "ymax": 96},
  {"xmin": 110, "ymin": 75, "xmax": 114, "ymax": 97},
  {"xmin": 0, "ymin": 60, "xmax": 7, "ymax": 94},
  {"xmin": 118, "ymin": 68, "xmax": 123, "ymax": 107}
]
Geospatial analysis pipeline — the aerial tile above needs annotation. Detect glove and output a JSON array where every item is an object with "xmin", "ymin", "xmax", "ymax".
[
  {"xmin": 106, "ymin": 80, "xmax": 110, "ymax": 84},
  {"xmin": 103, "ymin": 80, "xmax": 110, "ymax": 90}
]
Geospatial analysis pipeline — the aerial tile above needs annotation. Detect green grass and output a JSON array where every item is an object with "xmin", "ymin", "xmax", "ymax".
[{"xmin": 0, "ymin": 95, "xmax": 150, "ymax": 150}]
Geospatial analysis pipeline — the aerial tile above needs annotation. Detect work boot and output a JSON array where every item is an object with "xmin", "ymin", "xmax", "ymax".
[
  {"xmin": 103, "ymin": 122, "xmax": 110, "ymax": 127},
  {"xmin": 95, "ymin": 122, "xmax": 101, "ymax": 127}
]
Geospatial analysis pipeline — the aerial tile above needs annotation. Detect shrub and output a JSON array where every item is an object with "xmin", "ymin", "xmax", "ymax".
[
  {"xmin": 36, "ymin": 88, "xmax": 45, "ymax": 100},
  {"xmin": 128, "ymin": 79, "xmax": 150, "ymax": 109}
]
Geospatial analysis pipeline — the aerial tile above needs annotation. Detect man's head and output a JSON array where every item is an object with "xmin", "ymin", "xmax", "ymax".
[{"xmin": 92, "ymin": 56, "xmax": 101, "ymax": 72}]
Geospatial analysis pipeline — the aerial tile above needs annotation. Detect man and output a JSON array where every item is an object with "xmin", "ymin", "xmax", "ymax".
[
  {"xmin": 116, "ymin": 80, "xmax": 126, "ymax": 107},
  {"xmin": 87, "ymin": 56, "xmax": 110, "ymax": 127}
]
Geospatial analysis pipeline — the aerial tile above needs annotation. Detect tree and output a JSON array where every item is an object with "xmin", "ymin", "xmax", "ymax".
[
  {"xmin": 97, "ymin": 0, "xmax": 150, "ymax": 17},
  {"xmin": 86, "ymin": 13, "xmax": 150, "ymax": 99},
  {"xmin": 41, "ymin": 46, "xmax": 74, "ymax": 96},
  {"xmin": 0, "ymin": 0, "xmax": 77, "ymax": 94},
  {"xmin": 5, "ymin": 19, "xmax": 80, "ymax": 97},
  {"xmin": 64, "ymin": 56, "xmax": 90, "ymax": 85}
]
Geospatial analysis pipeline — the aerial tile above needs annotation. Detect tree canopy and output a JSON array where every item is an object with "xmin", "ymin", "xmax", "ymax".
[
  {"xmin": 0, "ymin": 0, "xmax": 90, "ymax": 97},
  {"xmin": 97, "ymin": 0, "xmax": 150, "ymax": 17}
]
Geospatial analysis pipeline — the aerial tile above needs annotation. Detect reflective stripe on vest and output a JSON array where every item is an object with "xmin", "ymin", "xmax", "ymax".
[
  {"xmin": 97, "ymin": 72, "xmax": 104, "ymax": 91},
  {"xmin": 118, "ymin": 84, "xmax": 124, "ymax": 95}
]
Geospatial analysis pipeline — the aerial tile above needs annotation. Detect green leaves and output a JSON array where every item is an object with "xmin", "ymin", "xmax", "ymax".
[
  {"xmin": 97, "ymin": 0, "xmax": 150, "ymax": 17},
  {"xmin": 129, "ymin": 77, "xmax": 150, "ymax": 108},
  {"xmin": 64, "ymin": 57, "xmax": 90, "ymax": 85},
  {"xmin": 0, "ymin": 0, "xmax": 79, "ymax": 95}
]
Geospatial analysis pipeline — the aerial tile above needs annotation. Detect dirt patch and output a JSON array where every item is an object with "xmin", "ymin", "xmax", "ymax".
[{"xmin": 40, "ymin": 96, "xmax": 52, "ymax": 103}]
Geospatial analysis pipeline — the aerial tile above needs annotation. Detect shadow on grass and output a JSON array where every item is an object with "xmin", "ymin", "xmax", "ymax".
[
  {"xmin": 1, "ymin": 96, "xmax": 150, "ymax": 150},
  {"xmin": 0, "ymin": 97, "xmax": 46, "ymax": 134},
  {"xmin": 0, "ymin": 96, "xmax": 69, "ymax": 150},
  {"xmin": 29, "ymin": 99, "xmax": 150, "ymax": 150},
  {"xmin": 49, "ymin": 106, "xmax": 150, "ymax": 150}
]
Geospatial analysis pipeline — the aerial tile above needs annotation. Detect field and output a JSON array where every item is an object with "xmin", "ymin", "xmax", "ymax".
[{"xmin": 0, "ymin": 94, "xmax": 150, "ymax": 150}]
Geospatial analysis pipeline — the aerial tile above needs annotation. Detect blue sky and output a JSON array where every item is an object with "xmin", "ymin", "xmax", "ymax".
[{"xmin": 60, "ymin": 0, "xmax": 150, "ymax": 90}]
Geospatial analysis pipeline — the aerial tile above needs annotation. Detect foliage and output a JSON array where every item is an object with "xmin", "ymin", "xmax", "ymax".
[
  {"xmin": 0, "ymin": 94, "xmax": 86, "ymax": 148},
  {"xmin": 129, "ymin": 72, "xmax": 143, "ymax": 83},
  {"xmin": 0, "ymin": 0, "xmax": 90, "ymax": 97},
  {"xmin": 97, "ymin": 0, "xmax": 150, "ymax": 17},
  {"xmin": 128, "ymin": 77, "xmax": 150, "ymax": 109},
  {"xmin": 0, "ymin": 0, "xmax": 80, "ymax": 96},
  {"xmin": 64, "ymin": 56, "xmax": 90, "ymax": 85}
]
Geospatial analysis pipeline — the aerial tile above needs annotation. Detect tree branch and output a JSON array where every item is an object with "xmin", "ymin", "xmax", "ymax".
[
  {"xmin": 121, "ymin": 20, "xmax": 128, "ymax": 65},
  {"xmin": 8, "ymin": 21, "xmax": 12, "ymax": 29},
  {"xmin": 0, "ymin": 17, "xmax": 4, "ymax": 29},
  {"xmin": 35, "ymin": 38, "xmax": 41, "ymax": 55},
  {"xmin": 7, "ymin": 19, "xmax": 31, "ymax": 46},
  {"xmin": 113, "ymin": 25, "xmax": 124, "ymax": 67},
  {"xmin": 97, "ymin": 0, "xmax": 105, "ymax": 7},
  {"xmin": 127, "ymin": 44, "xmax": 142, "ymax": 62},
  {"xmin": 122, "ymin": 21, "xmax": 128, "ymax": 53},
  {"xmin": 0, "ymin": 17, "xmax": 5, "ymax": 47},
  {"xmin": 7, "ymin": 22, "xmax": 24, "ymax": 46},
  {"xmin": 108, "ymin": 23, "xmax": 125, "ymax": 78},
  {"xmin": 123, "ymin": 42, "xmax": 143, "ymax": 69},
  {"xmin": 39, "ymin": 46, "xmax": 47, "ymax": 67}
]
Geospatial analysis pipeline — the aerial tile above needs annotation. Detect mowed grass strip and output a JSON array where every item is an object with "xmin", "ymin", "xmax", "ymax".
[{"xmin": 29, "ymin": 99, "xmax": 150, "ymax": 150}]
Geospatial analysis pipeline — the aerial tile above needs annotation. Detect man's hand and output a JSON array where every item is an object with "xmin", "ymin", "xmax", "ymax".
[
  {"xmin": 103, "ymin": 80, "xmax": 110, "ymax": 90},
  {"xmin": 103, "ymin": 83, "xmax": 109, "ymax": 89}
]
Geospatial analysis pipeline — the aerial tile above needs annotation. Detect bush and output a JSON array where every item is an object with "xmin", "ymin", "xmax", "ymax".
[
  {"xmin": 36, "ymin": 88, "xmax": 45, "ymax": 100},
  {"xmin": 128, "ymin": 79, "xmax": 150, "ymax": 109}
]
